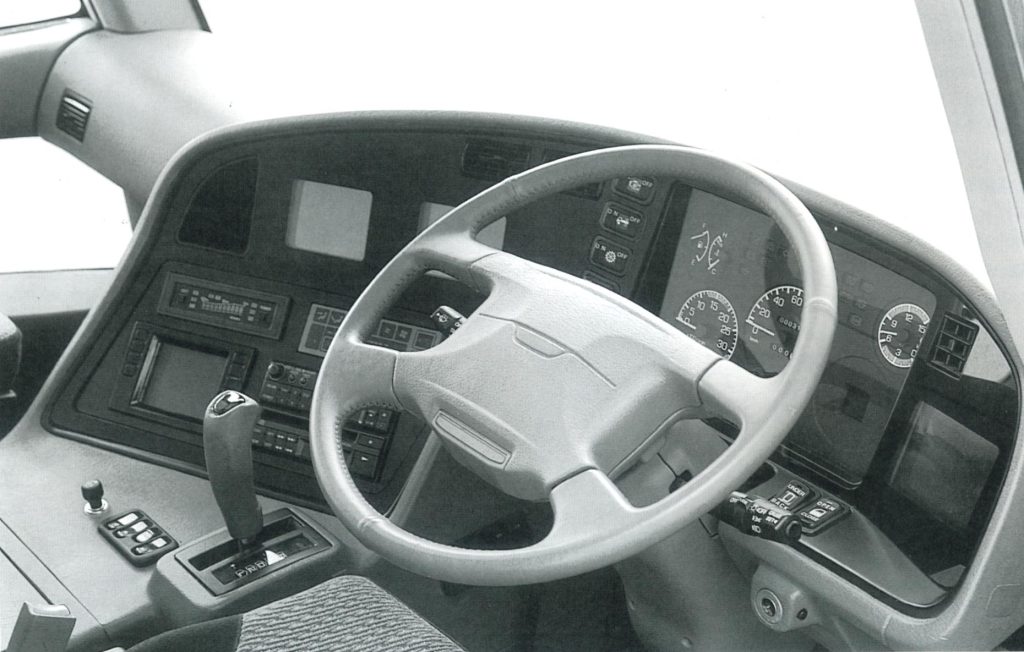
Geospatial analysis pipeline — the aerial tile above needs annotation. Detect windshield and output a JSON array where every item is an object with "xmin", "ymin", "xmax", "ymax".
[{"xmin": 200, "ymin": 1, "xmax": 983, "ymax": 284}]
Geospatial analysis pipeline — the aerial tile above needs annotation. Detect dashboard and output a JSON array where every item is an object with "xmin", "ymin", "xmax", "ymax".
[{"xmin": 42, "ymin": 116, "xmax": 1018, "ymax": 616}]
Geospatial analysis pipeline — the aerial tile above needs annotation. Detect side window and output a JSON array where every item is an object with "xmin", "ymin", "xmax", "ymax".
[
  {"xmin": 0, "ymin": 2, "xmax": 82, "ymax": 29},
  {"xmin": 0, "ymin": 138, "xmax": 131, "ymax": 273}
]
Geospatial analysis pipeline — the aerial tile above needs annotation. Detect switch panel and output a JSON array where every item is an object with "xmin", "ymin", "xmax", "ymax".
[{"xmin": 99, "ymin": 510, "xmax": 178, "ymax": 566}]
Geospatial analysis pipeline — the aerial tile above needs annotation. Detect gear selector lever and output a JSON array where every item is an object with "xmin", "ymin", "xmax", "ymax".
[{"xmin": 204, "ymin": 391, "xmax": 263, "ymax": 546}]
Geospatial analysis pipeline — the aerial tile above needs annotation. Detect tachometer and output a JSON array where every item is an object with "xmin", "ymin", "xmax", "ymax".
[
  {"xmin": 745, "ymin": 285, "xmax": 803, "ymax": 375},
  {"xmin": 877, "ymin": 303, "xmax": 930, "ymax": 368},
  {"xmin": 675, "ymin": 290, "xmax": 738, "ymax": 359}
]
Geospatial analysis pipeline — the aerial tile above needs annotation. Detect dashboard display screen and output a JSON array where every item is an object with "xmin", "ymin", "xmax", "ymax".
[
  {"xmin": 137, "ymin": 341, "xmax": 228, "ymax": 421},
  {"xmin": 660, "ymin": 191, "xmax": 936, "ymax": 486},
  {"xmin": 286, "ymin": 180, "xmax": 373, "ymax": 261},
  {"xmin": 889, "ymin": 403, "xmax": 998, "ymax": 531}
]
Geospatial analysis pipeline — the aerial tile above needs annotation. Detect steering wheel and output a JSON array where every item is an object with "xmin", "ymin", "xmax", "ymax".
[{"xmin": 310, "ymin": 145, "xmax": 837, "ymax": 586}]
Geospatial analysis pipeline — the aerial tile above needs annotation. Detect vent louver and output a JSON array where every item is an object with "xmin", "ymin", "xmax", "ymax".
[
  {"xmin": 56, "ymin": 91, "xmax": 91, "ymax": 142},
  {"xmin": 929, "ymin": 312, "xmax": 978, "ymax": 378},
  {"xmin": 462, "ymin": 139, "xmax": 532, "ymax": 181}
]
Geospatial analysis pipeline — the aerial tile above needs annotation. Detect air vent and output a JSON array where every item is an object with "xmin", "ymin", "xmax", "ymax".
[
  {"xmin": 56, "ymin": 91, "xmax": 91, "ymax": 142},
  {"xmin": 929, "ymin": 312, "xmax": 978, "ymax": 378},
  {"xmin": 462, "ymin": 139, "xmax": 532, "ymax": 181}
]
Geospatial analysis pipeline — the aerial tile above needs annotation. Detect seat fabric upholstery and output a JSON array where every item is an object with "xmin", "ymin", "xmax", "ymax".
[{"xmin": 129, "ymin": 575, "xmax": 463, "ymax": 652}]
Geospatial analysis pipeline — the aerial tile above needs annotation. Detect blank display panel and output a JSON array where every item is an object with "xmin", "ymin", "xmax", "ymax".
[
  {"xmin": 286, "ymin": 180, "xmax": 373, "ymax": 261},
  {"xmin": 139, "ymin": 342, "xmax": 228, "ymax": 421}
]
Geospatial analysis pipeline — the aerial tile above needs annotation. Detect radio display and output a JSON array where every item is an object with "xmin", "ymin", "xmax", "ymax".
[{"xmin": 158, "ymin": 273, "xmax": 288, "ymax": 339}]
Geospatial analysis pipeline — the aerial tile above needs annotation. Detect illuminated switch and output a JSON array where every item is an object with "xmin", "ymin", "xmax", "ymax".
[
  {"xmin": 600, "ymin": 203, "xmax": 644, "ymax": 239},
  {"xmin": 769, "ymin": 481, "xmax": 815, "ymax": 511},
  {"xmin": 589, "ymin": 237, "xmax": 632, "ymax": 276}
]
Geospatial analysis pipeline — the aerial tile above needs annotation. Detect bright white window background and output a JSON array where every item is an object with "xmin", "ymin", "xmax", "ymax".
[
  {"xmin": 0, "ymin": 1, "xmax": 80, "ymax": 28},
  {"xmin": 0, "ymin": 139, "xmax": 130, "ymax": 273},
  {"xmin": 202, "ymin": 1, "xmax": 986, "ymax": 286}
]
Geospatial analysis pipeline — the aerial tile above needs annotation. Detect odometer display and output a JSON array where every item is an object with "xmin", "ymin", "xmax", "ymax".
[
  {"xmin": 745, "ymin": 285, "xmax": 804, "ymax": 376},
  {"xmin": 877, "ymin": 303, "xmax": 930, "ymax": 368},
  {"xmin": 675, "ymin": 290, "xmax": 738, "ymax": 359}
]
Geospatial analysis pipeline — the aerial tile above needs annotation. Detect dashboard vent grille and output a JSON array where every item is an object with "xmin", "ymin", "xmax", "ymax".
[
  {"xmin": 929, "ymin": 312, "xmax": 978, "ymax": 378},
  {"xmin": 462, "ymin": 139, "xmax": 532, "ymax": 181},
  {"xmin": 56, "ymin": 91, "xmax": 91, "ymax": 142}
]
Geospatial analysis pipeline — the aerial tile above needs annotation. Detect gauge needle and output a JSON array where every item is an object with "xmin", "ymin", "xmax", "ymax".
[
  {"xmin": 879, "ymin": 330, "xmax": 898, "ymax": 337},
  {"xmin": 746, "ymin": 318, "xmax": 776, "ymax": 337},
  {"xmin": 677, "ymin": 319, "xmax": 696, "ymax": 330}
]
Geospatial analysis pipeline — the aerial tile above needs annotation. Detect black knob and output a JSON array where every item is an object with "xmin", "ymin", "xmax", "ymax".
[
  {"xmin": 81, "ymin": 479, "xmax": 107, "ymax": 514},
  {"xmin": 267, "ymin": 363, "xmax": 284, "ymax": 380}
]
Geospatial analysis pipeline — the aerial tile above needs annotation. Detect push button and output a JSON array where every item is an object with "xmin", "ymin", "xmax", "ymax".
[
  {"xmin": 770, "ymin": 481, "xmax": 815, "ymax": 511},
  {"xmin": 589, "ymin": 237, "xmax": 632, "ymax": 276},
  {"xmin": 350, "ymin": 452, "xmax": 379, "ymax": 478},
  {"xmin": 414, "ymin": 332, "xmax": 436, "ymax": 350},
  {"xmin": 394, "ymin": 325, "xmax": 412, "ymax": 343},
  {"xmin": 357, "ymin": 434, "xmax": 385, "ymax": 451},
  {"xmin": 797, "ymin": 497, "xmax": 847, "ymax": 534},
  {"xmin": 115, "ymin": 513, "xmax": 140, "ymax": 527},
  {"xmin": 613, "ymin": 176, "xmax": 656, "ymax": 204},
  {"xmin": 600, "ymin": 203, "xmax": 644, "ymax": 239}
]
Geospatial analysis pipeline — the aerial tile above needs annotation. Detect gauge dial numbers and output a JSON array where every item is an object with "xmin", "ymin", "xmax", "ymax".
[
  {"xmin": 675, "ymin": 290, "xmax": 739, "ymax": 359},
  {"xmin": 745, "ymin": 285, "xmax": 804, "ymax": 375},
  {"xmin": 877, "ymin": 303, "xmax": 930, "ymax": 369}
]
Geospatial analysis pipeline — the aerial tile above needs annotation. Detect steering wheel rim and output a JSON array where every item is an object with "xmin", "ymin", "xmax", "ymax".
[{"xmin": 310, "ymin": 144, "xmax": 838, "ymax": 586}]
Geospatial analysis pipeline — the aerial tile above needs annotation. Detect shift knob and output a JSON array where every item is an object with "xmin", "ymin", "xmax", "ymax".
[
  {"xmin": 203, "ymin": 391, "xmax": 263, "ymax": 545},
  {"xmin": 81, "ymin": 479, "xmax": 108, "ymax": 515}
]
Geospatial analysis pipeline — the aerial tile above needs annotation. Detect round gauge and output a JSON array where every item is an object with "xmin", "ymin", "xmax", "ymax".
[
  {"xmin": 675, "ymin": 290, "xmax": 739, "ymax": 359},
  {"xmin": 877, "ymin": 303, "xmax": 930, "ymax": 368},
  {"xmin": 745, "ymin": 285, "xmax": 804, "ymax": 375}
]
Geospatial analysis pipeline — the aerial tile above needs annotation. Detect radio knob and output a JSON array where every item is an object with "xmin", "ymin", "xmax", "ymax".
[{"xmin": 267, "ymin": 363, "xmax": 284, "ymax": 380}]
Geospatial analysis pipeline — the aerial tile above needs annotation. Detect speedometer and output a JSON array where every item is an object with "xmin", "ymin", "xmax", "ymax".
[
  {"xmin": 676, "ymin": 290, "xmax": 738, "ymax": 359},
  {"xmin": 877, "ymin": 303, "xmax": 930, "ymax": 368},
  {"xmin": 745, "ymin": 285, "xmax": 803, "ymax": 375}
]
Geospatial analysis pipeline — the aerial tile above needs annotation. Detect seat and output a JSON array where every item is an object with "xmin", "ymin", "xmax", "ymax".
[{"xmin": 128, "ymin": 576, "xmax": 463, "ymax": 652}]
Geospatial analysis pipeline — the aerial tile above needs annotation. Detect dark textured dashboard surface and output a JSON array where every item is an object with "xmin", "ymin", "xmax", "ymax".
[{"xmin": 41, "ymin": 113, "xmax": 1019, "ymax": 613}]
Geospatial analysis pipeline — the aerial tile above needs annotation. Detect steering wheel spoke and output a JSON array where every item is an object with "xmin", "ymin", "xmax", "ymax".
[
  {"xmin": 698, "ymin": 358, "xmax": 783, "ymax": 427},
  {"xmin": 546, "ymin": 469, "xmax": 642, "ymax": 543}
]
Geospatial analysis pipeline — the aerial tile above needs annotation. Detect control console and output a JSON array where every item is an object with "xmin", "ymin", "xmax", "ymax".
[{"xmin": 251, "ymin": 404, "xmax": 396, "ymax": 481}]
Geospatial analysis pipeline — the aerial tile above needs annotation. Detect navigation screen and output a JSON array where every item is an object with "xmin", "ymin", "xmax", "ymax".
[
  {"xmin": 138, "ymin": 341, "xmax": 228, "ymax": 421},
  {"xmin": 286, "ymin": 180, "xmax": 373, "ymax": 262},
  {"xmin": 660, "ymin": 191, "xmax": 936, "ymax": 486}
]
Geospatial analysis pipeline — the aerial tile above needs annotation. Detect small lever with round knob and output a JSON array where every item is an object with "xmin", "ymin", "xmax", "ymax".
[{"xmin": 81, "ymin": 479, "xmax": 108, "ymax": 515}]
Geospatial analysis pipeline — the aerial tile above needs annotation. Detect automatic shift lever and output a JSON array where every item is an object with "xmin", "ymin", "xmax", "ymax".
[{"xmin": 203, "ymin": 391, "xmax": 263, "ymax": 546}]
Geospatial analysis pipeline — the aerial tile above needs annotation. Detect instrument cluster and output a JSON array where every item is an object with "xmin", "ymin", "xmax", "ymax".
[
  {"xmin": 658, "ymin": 190, "xmax": 938, "ymax": 486},
  {"xmin": 661, "ymin": 192, "xmax": 934, "ymax": 379}
]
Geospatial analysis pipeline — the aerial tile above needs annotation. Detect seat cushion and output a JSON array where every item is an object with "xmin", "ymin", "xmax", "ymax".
[{"xmin": 129, "ymin": 576, "xmax": 463, "ymax": 652}]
